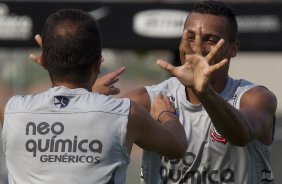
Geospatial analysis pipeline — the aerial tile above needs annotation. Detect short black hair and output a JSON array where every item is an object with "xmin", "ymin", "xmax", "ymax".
[
  {"xmin": 42, "ymin": 9, "xmax": 101, "ymax": 84},
  {"xmin": 190, "ymin": 0, "xmax": 238, "ymax": 42}
]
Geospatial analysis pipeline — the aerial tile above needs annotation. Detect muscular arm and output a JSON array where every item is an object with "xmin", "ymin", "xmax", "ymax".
[
  {"xmin": 126, "ymin": 100, "xmax": 187, "ymax": 159},
  {"xmin": 198, "ymin": 85, "xmax": 277, "ymax": 146},
  {"xmin": 0, "ymin": 103, "xmax": 5, "ymax": 127},
  {"xmin": 123, "ymin": 87, "xmax": 151, "ymax": 111}
]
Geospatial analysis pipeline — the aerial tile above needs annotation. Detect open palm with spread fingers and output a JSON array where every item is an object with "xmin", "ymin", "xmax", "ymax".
[
  {"xmin": 157, "ymin": 27, "xmax": 228, "ymax": 95},
  {"xmin": 29, "ymin": 34, "xmax": 43, "ymax": 65}
]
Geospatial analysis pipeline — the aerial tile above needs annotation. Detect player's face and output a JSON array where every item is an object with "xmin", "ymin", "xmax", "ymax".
[{"xmin": 183, "ymin": 13, "xmax": 238, "ymax": 64}]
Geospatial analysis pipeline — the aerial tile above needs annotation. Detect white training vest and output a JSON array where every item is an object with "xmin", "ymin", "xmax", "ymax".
[
  {"xmin": 2, "ymin": 86, "xmax": 130, "ymax": 184},
  {"xmin": 141, "ymin": 77, "xmax": 274, "ymax": 184}
]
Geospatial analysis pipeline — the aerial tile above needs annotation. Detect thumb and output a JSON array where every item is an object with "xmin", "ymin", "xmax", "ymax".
[
  {"xmin": 35, "ymin": 34, "xmax": 42, "ymax": 48},
  {"xmin": 156, "ymin": 60, "xmax": 176, "ymax": 75},
  {"xmin": 107, "ymin": 86, "xmax": 120, "ymax": 95}
]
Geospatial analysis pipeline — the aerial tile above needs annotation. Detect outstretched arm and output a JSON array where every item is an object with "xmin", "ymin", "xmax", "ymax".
[
  {"xmin": 126, "ymin": 94, "xmax": 187, "ymax": 159},
  {"xmin": 156, "ymin": 27, "xmax": 277, "ymax": 146}
]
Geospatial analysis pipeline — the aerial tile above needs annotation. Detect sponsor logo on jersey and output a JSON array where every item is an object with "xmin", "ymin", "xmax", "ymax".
[
  {"xmin": 54, "ymin": 96, "xmax": 70, "ymax": 108},
  {"xmin": 155, "ymin": 152, "xmax": 235, "ymax": 183},
  {"xmin": 261, "ymin": 170, "xmax": 274, "ymax": 182},
  {"xmin": 168, "ymin": 95, "xmax": 179, "ymax": 116},
  {"xmin": 210, "ymin": 127, "xmax": 227, "ymax": 144},
  {"xmin": 25, "ymin": 121, "xmax": 102, "ymax": 164},
  {"xmin": 225, "ymin": 94, "xmax": 239, "ymax": 107},
  {"xmin": 168, "ymin": 96, "xmax": 175, "ymax": 102}
]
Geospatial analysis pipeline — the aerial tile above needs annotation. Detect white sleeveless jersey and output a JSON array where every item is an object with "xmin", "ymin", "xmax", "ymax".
[
  {"xmin": 141, "ymin": 77, "xmax": 274, "ymax": 184},
  {"xmin": 2, "ymin": 86, "xmax": 130, "ymax": 184}
]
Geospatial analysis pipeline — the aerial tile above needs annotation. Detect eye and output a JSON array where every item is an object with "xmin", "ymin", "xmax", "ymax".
[
  {"xmin": 187, "ymin": 31, "xmax": 195, "ymax": 41},
  {"xmin": 207, "ymin": 38, "xmax": 219, "ymax": 45},
  {"xmin": 188, "ymin": 36, "xmax": 195, "ymax": 41}
]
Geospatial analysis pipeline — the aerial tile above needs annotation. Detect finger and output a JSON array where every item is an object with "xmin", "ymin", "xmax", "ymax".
[
  {"xmin": 107, "ymin": 86, "xmax": 120, "ymax": 95},
  {"xmin": 29, "ymin": 54, "xmax": 41, "ymax": 65},
  {"xmin": 180, "ymin": 30, "xmax": 191, "ymax": 63},
  {"xmin": 182, "ymin": 29, "xmax": 192, "ymax": 55},
  {"xmin": 206, "ymin": 39, "xmax": 225, "ymax": 63},
  {"xmin": 184, "ymin": 30, "xmax": 191, "ymax": 54},
  {"xmin": 104, "ymin": 66, "xmax": 125, "ymax": 86},
  {"xmin": 105, "ymin": 77, "xmax": 119, "ymax": 86},
  {"xmin": 29, "ymin": 54, "xmax": 38, "ymax": 62},
  {"xmin": 111, "ymin": 66, "xmax": 126, "ymax": 78},
  {"xmin": 179, "ymin": 40, "xmax": 185, "ymax": 64},
  {"xmin": 209, "ymin": 59, "xmax": 228, "ymax": 73},
  {"xmin": 35, "ymin": 34, "xmax": 42, "ymax": 48},
  {"xmin": 156, "ymin": 60, "xmax": 176, "ymax": 75},
  {"xmin": 195, "ymin": 26, "xmax": 202, "ymax": 55}
]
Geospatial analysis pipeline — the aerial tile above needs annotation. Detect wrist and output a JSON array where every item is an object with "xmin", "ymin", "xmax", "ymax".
[
  {"xmin": 157, "ymin": 110, "xmax": 178, "ymax": 123},
  {"xmin": 195, "ymin": 84, "xmax": 213, "ymax": 97}
]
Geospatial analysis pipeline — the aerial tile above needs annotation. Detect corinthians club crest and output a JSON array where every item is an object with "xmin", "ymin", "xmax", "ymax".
[
  {"xmin": 54, "ymin": 96, "xmax": 70, "ymax": 109},
  {"xmin": 210, "ymin": 127, "xmax": 227, "ymax": 144}
]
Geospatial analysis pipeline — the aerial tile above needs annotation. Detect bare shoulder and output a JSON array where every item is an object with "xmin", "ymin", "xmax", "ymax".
[
  {"xmin": 123, "ymin": 87, "xmax": 148, "ymax": 99},
  {"xmin": 128, "ymin": 100, "xmax": 151, "ymax": 127},
  {"xmin": 0, "ymin": 103, "xmax": 7, "ymax": 127},
  {"xmin": 240, "ymin": 86, "xmax": 277, "ymax": 144},
  {"xmin": 123, "ymin": 87, "xmax": 151, "ymax": 111},
  {"xmin": 241, "ymin": 86, "xmax": 277, "ymax": 113}
]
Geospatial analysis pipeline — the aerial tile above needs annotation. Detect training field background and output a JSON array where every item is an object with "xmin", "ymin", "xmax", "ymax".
[{"xmin": 0, "ymin": 49, "xmax": 281, "ymax": 184}]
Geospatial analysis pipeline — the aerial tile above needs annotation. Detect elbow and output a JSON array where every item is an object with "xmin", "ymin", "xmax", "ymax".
[
  {"xmin": 181, "ymin": 138, "xmax": 189, "ymax": 155},
  {"xmin": 167, "ymin": 138, "xmax": 188, "ymax": 159},
  {"xmin": 177, "ymin": 140, "xmax": 188, "ymax": 158},
  {"xmin": 230, "ymin": 140, "xmax": 247, "ymax": 147},
  {"xmin": 228, "ymin": 135, "xmax": 251, "ymax": 147},
  {"xmin": 226, "ymin": 123, "xmax": 253, "ymax": 147},
  {"xmin": 177, "ymin": 135, "xmax": 188, "ymax": 158}
]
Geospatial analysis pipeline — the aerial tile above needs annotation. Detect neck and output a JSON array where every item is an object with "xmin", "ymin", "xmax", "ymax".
[{"xmin": 52, "ymin": 81, "xmax": 93, "ymax": 91}]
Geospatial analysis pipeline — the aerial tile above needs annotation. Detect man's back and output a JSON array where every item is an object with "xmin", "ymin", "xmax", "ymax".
[{"xmin": 3, "ymin": 86, "xmax": 130, "ymax": 184}]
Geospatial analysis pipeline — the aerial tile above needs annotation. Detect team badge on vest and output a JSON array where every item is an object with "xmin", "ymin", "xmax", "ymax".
[
  {"xmin": 54, "ymin": 96, "xmax": 70, "ymax": 108},
  {"xmin": 210, "ymin": 127, "xmax": 227, "ymax": 144}
]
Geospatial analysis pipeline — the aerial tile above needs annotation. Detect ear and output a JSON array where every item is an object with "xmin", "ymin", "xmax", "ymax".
[
  {"xmin": 94, "ymin": 57, "xmax": 103, "ymax": 74},
  {"xmin": 229, "ymin": 40, "xmax": 240, "ymax": 58}
]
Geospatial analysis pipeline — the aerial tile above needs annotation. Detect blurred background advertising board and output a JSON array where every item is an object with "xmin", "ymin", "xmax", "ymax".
[{"xmin": 0, "ymin": 1, "xmax": 281, "ymax": 51}]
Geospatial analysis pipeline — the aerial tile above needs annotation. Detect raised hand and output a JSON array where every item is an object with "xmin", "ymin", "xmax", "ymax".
[
  {"xmin": 157, "ymin": 27, "xmax": 228, "ymax": 95},
  {"xmin": 150, "ymin": 94, "xmax": 177, "ymax": 123},
  {"xmin": 92, "ymin": 66, "xmax": 126, "ymax": 95},
  {"xmin": 29, "ymin": 34, "xmax": 43, "ymax": 66},
  {"xmin": 179, "ymin": 30, "xmax": 192, "ymax": 65}
]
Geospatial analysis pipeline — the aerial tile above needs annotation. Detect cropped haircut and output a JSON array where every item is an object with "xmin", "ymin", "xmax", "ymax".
[
  {"xmin": 42, "ymin": 9, "xmax": 101, "ymax": 84},
  {"xmin": 190, "ymin": 0, "xmax": 238, "ymax": 42}
]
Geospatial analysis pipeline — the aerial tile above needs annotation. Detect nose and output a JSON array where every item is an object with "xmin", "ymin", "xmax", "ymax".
[{"xmin": 189, "ymin": 41, "xmax": 209, "ymax": 56}]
